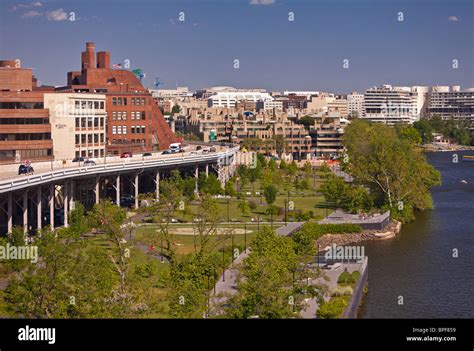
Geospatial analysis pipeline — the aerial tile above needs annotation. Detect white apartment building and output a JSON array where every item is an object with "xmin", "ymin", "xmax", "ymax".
[
  {"xmin": 347, "ymin": 92, "xmax": 365, "ymax": 118},
  {"xmin": 363, "ymin": 85, "xmax": 420, "ymax": 124},
  {"xmin": 428, "ymin": 86, "xmax": 474, "ymax": 123},
  {"xmin": 257, "ymin": 99, "xmax": 284, "ymax": 111},
  {"xmin": 150, "ymin": 87, "xmax": 193, "ymax": 99},
  {"xmin": 44, "ymin": 93, "xmax": 107, "ymax": 160},
  {"xmin": 208, "ymin": 91, "xmax": 274, "ymax": 108}
]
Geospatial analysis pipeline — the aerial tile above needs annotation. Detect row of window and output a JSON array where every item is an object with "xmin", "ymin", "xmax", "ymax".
[
  {"xmin": 75, "ymin": 133, "xmax": 105, "ymax": 145},
  {"xmin": 0, "ymin": 133, "xmax": 51, "ymax": 141},
  {"xmin": 76, "ymin": 149, "xmax": 105, "ymax": 158},
  {"xmin": 0, "ymin": 118, "xmax": 49, "ymax": 125},
  {"xmin": 111, "ymin": 97, "xmax": 147, "ymax": 106},
  {"xmin": 74, "ymin": 100, "xmax": 105, "ymax": 110},
  {"xmin": 75, "ymin": 117, "xmax": 105, "ymax": 128},
  {"xmin": 111, "ymin": 139, "xmax": 146, "ymax": 145},
  {"xmin": 111, "ymin": 126, "xmax": 146, "ymax": 135},
  {"xmin": 0, "ymin": 102, "xmax": 44, "ymax": 109},
  {"xmin": 111, "ymin": 111, "xmax": 146, "ymax": 120},
  {"xmin": 0, "ymin": 148, "xmax": 53, "ymax": 159}
]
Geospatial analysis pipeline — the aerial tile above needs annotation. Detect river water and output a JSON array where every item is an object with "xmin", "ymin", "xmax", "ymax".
[{"xmin": 359, "ymin": 151, "xmax": 474, "ymax": 318}]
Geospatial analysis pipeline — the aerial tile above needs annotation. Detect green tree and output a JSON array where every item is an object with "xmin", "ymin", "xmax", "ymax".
[{"xmin": 263, "ymin": 184, "xmax": 278, "ymax": 205}]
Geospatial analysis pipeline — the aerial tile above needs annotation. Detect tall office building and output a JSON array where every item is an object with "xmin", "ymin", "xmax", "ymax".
[{"xmin": 347, "ymin": 92, "xmax": 365, "ymax": 118}]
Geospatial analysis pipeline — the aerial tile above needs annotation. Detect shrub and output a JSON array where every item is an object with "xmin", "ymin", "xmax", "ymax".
[
  {"xmin": 337, "ymin": 270, "xmax": 352, "ymax": 285},
  {"xmin": 331, "ymin": 286, "xmax": 354, "ymax": 297},
  {"xmin": 248, "ymin": 200, "xmax": 257, "ymax": 211},
  {"xmin": 316, "ymin": 296, "xmax": 349, "ymax": 319}
]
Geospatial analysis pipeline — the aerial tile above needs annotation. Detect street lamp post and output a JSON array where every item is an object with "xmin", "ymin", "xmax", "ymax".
[
  {"xmin": 244, "ymin": 221, "xmax": 247, "ymax": 252},
  {"xmin": 227, "ymin": 197, "xmax": 230, "ymax": 223},
  {"xmin": 222, "ymin": 246, "xmax": 225, "ymax": 282}
]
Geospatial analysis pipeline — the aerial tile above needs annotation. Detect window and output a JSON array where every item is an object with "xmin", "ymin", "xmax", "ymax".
[
  {"xmin": 94, "ymin": 101, "xmax": 99, "ymax": 109},
  {"xmin": 112, "ymin": 112, "xmax": 116, "ymax": 120},
  {"xmin": 131, "ymin": 126, "xmax": 135, "ymax": 134},
  {"xmin": 94, "ymin": 134, "xmax": 99, "ymax": 143},
  {"xmin": 112, "ymin": 97, "xmax": 117, "ymax": 105},
  {"xmin": 117, "ymin": 126, "xmax": 122, "ymax": 135},
  {"xmin": 130, "ymin": 112, "xmax": 135, "ymax": 120},
  {"xmin": 122, "ymin": 112, "xmax": 127, "ymax": 120},
  {"xmin": 123, "ymin": 98, "xmax": 127, "ymax": 106},
  {"xmin": 141, "ymin": 111, "xmax": 146, "ymax": 120},
  {"xmin": 87, "ymin": 117, "xmax": 93, "ymax": 128},
  {"xmin": 141, "ymin": 98, "xmax": 146, "ymax": 106},
  {"xmin": 88, "ymin": 101, "xmax": 93, "ymax": 109},
  {"xmin": 94, "ymin": 118, "xmax": 99, "ymax": 127},
  {"xmin": 87, "ymin": 134, "xmax": 92, "ymax": 143},
  {"xmin": 112, "ymin": 126, "xmax": 117, "ymax": 135},
  {"xmin": 81, "ymin": 134, "xmax": 86, "ymax": 144},
  {"xmin": 117, "ymin": 111, "xmax": 122, "ymax": 120},
  {"xmin": 131, "ymin": 98, "xmax": 135, "ymax": 106},
  {"xmin": 123, "ymin": 126, "xmax": 127, "ymax": 135},
  {"xmin": 141, "ymin": 126, "xmax": 146, "ymax": 134},
  {"xmin": 100, "ymin": 101, "xmax": 104, "ymax": 109},
  {"xmin": 100, "ymin": 117, "xmax": 104, "ymax": 127},
  {"xmin": 118, "ymin": 97, "xmax": 122, "ymax": 106},
  {"xmin": 100, "ymin": 134, "xmax": 104, "ymax": 143},
  {"xmin": 75, "ymin": 118, "xmax": 80, "ymax": 128},
  {"xmin": 75, "ymin": 135, "xmax": 80, "ymax": 144},
  {"xmin": 75, "ymin": 101, "xmax": 80, "ymax": 109}
]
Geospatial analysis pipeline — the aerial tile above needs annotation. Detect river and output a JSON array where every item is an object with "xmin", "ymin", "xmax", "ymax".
[{"xmin": 359, "ymin": 150, "xmax": 474, "ymax": 318}]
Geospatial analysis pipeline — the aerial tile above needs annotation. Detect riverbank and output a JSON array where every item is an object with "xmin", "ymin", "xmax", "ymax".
[{"xmin": 316, "ymin": 221, "xmax": 402, "ymax": 249}]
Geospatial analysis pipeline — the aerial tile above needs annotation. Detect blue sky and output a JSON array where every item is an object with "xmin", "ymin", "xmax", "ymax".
[{"xmin": 1, "ymin": 0, "xmax": 472, "ymax": 93}]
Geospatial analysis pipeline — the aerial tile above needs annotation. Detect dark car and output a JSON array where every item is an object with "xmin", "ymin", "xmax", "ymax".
[
  {"xmin": 143, "ymin": 152, "xmax": 152, "ymax": 157},
  {"xmin": 196, "ymin": 146, "xmax": 202, "ymax": 151},
  {"xmin": 120, "ymin": 195, "xmax": 134, "ymax": 208},
  {"xmin": 162, "ymin": 150, "xmax": 172, "ymax": 155},
  {"xmin": 83, "ymin": 159, "xmax": 96, "ymax": 166},
  {"xmin": 72, "ymin": 156, "xmax": 84, "ymax": 162},
  {"xmin": 18, "ymin": 164, "xmax": 34, "ymax": 175},
  {"xmin": 120, "ymin": 152, "xmax": 133, "ymax": 158}
]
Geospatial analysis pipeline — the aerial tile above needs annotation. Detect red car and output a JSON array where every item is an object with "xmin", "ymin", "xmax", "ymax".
[{"xmin": 120, "ymin": 152, "xmax": 133, "ymax": 158}]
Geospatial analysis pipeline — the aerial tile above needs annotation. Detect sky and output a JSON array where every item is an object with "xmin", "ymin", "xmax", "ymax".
[{"xmin": 0, "ymin": 0, "xmax": 473, "ymax": 93}]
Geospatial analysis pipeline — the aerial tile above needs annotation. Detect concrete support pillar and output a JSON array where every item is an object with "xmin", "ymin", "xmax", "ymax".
[
  {"xmin": 134, "ymin": 173, "xmax": 139, "ymax": 209},
  {"xmin": 155, "ymin": 171, "xmax": 160, "ymax": 201},
  {"xmin": 37, "ymin": 187, "xmax": 42, "ymax": 231},
  {"xmin": 195, "ymin": 165, "xmax": 199, "ymax": 194},
  {"xmin": 95, "ymin": 176, "xmax": 100, "ymax": 204},
  {"xmin": 23, "ymin": 191, "xmax": 28, "ymax": 235},
  {"xmin": 116, "ymin": 174, "xmax": 120, "ymax": 206},
  {"xmin": 49, "ymin": 184, "xmax": 55, "ymax": 229},
  {"xmin": 7, "ymin": 192, "xmax": 12, "ymax": 235},
  {"xmin": 205, "ymin": 164, "xmax": 209, "ymax": 177},
  {"xmin": 69, "ymin": 180, "xmax": 75, "ymax": 211},
  {"xmin": 63, "ymin": 183, "xmax": 68, "ymax": 228}
]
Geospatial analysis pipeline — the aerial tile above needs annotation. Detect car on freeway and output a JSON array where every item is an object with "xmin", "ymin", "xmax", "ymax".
[
  {"xmin": 162, "ymin": 150, "xmax": 172, "ymax": 155},
  {"xmin": 196, "ymin": 146, "xmax": 202, "ymax": 151},
  {"xmin": 83, "ymin": 159, "xmax": 96, "ymax": 166},
  {"xmin": 209, "ymin": 147, "xmax": 216, "ymax": 152},
  {"xmin": 143, "ymin": 152, "xmax": 152, "ymax": 157},
  {"xmin": 18, "ymin": 164, "xmax": 34, "ymax": 175},
  {"xmin": 120, "ymin": 152, "xmax": 133, "ymax": 158},
  {"xmin": 72, "ymin": 156, "xmax": 85, "ymax": 162}
]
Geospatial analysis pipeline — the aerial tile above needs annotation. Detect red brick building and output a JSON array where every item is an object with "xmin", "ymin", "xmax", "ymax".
[
  {"xmin": 0, "ymin": 60, "xmax": 54, "ymax": 164},
  {"xmin": 57, "ymin": 42, "xmax": 180, "ymax": 155}
]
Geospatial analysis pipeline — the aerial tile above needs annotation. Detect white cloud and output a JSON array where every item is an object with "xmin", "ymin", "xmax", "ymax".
[
  {"xmin": 448, "ymin": 16, "xmax": 459, "ymax": 22},
  {"xmin": 46, "ymin": 8, "xmax": 68, "ymax": 22},
  {"xmin": 250, "ymin": 0, "xmax": 276, "ymax": 5},
  {"xmin": 21, "ymin": 10, "xmax": 41, "ymax": 18},
  {"xmin": 11, "ymin": 1, "xmax": 43, "ymax": 11}
]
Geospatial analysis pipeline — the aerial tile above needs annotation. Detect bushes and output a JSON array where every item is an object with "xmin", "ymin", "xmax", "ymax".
[
  {"xmin": 316, "ymin": 296, "xmax": 349, "ymax": 319},
  {"xmin": 330, "ymin": 285, "xmax": 353, "ymax": 297},
  {"xmin": 337, "ymin": 269, "xmax": 360, "ymax": 285}
]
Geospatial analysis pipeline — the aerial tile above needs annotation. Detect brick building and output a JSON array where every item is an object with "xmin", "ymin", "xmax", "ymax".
[
  {"xmin": 57, "ymin": 42, "xmax": 179, "ymax": 155},
  {"xmin": 0, "ymin": 60, "xmax": 54, "ymax": 164}
]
